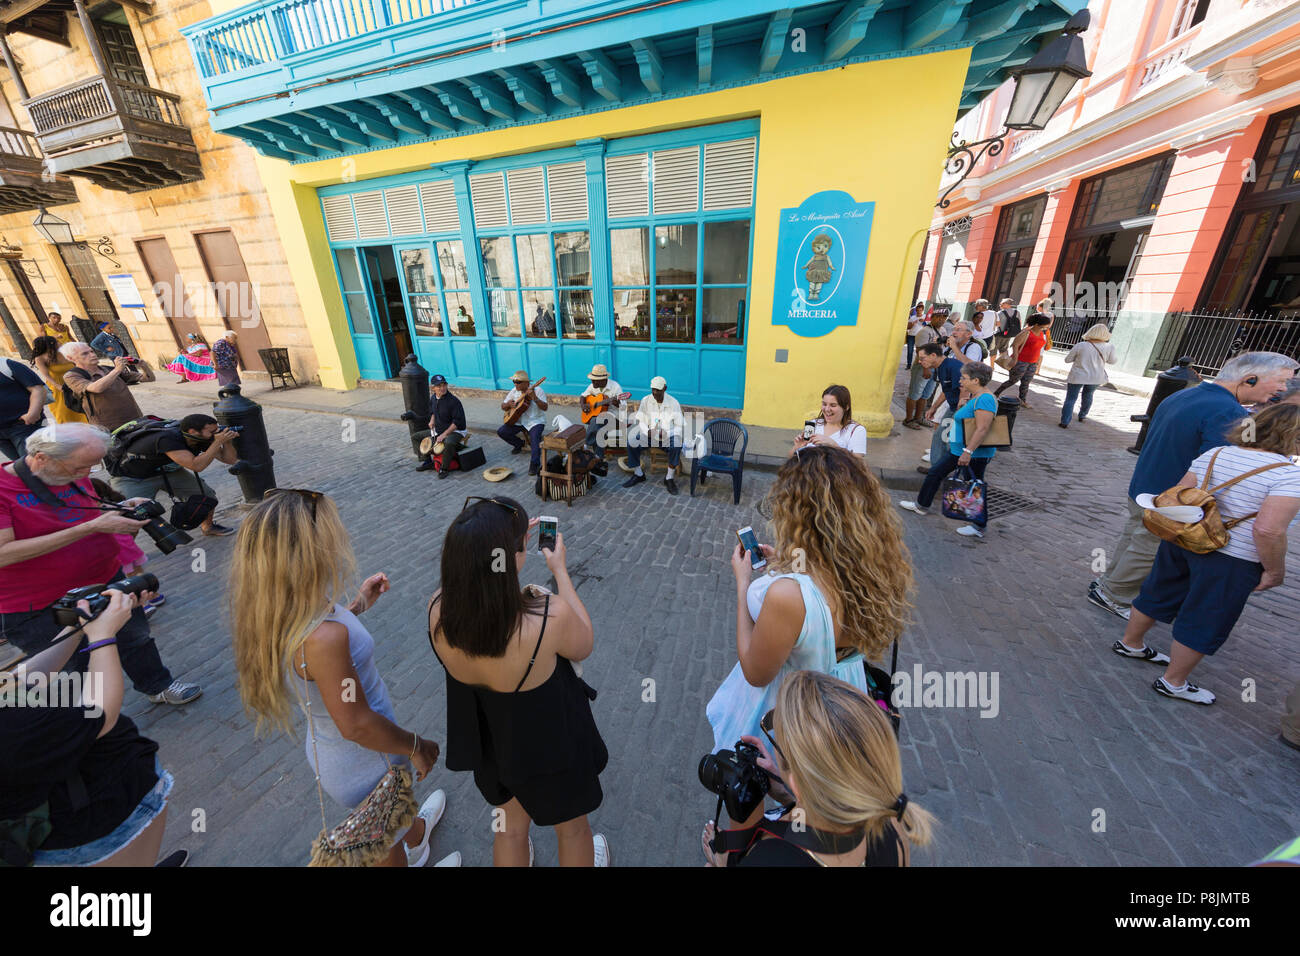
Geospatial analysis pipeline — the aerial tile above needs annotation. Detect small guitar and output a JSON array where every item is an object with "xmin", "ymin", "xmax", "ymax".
[
  {"xmin": 580, "ymin": 391, "xmax": 631, "ymax": 424},
  {"xmin": 503, "ymin": 376, "xmax": 547, "ymax": 426}
]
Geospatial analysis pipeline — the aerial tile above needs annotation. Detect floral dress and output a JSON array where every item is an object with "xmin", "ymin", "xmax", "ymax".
[{"xmin": 167, "ymin": 343, "xmax": 216, "ymax": 382}]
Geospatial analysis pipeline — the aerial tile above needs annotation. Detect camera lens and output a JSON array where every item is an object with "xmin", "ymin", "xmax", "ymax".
[
  {"xmin": 698, "ymin": 753, "xmax": 726, "ymax": 794},
  {"xmin": 141, "ymin": 519, "xmax": 191, "ymax": 555}
]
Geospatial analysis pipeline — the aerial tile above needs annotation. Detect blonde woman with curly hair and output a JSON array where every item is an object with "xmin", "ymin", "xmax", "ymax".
[
  {"xmin": 230, "ymin": 489, "xmax": 458, "ymax": 867},
  {"xmin": 705, "ymin": 671, "xmax": 934, "ymax": 866},
  {"xmin": 707, "ymin": 445, "xmax": 913, "ymax": 825}
]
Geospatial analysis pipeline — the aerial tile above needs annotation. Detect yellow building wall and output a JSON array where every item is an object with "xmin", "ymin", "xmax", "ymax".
[{"xmin": 253, "ymin": 51, "xmax": 969, "ymax": 433}]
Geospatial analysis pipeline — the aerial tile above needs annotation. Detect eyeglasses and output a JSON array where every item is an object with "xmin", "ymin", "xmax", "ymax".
[
  {"xmin": 759, "ymin": 709, "xmax": 785, "ymax": 764},
  {"xmin": 462, "ymin": 496, "xmax": 518, "ymax": 517},
  {"xmin": 266, "ymin": 487, "xmax": 324, "ymax": 522}
]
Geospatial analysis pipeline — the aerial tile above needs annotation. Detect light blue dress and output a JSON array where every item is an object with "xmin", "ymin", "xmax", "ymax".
[{"xmin": 706, "ymin": 573, "xmax": 869, "ymax": 753}]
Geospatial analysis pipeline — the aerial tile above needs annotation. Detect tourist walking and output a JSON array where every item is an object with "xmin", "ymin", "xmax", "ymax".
[
  {"xmin": 991, "ymin": 298, "xmax": 1021, "ymax": 360},
  {"xmin": 428, "ymin": 495, "xmax": 609, "ymax": 867},
  {"xmin": 230, "ymin": 489, "xmax": 457, "ymax": 867},
  {"xmin": 1060, "ymin": 323, "xmax": 1117, "ymax": 427},
  {"xmin": 993, "ymin": 313, "xmax": 1052, "ymax": 409},
  {"xmin": 212, "ymin": 331, "xmax": 241, "ymax": 387},
  {"xmin": 1112, "ymin": 404, "xmax": 1300, "ymax": 705},
  {"xmin": 1088, "ymin": 352, "xmax": 1298, "ymax": 620}
]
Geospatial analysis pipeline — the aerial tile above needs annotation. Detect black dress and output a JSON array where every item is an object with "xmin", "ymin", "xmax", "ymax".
[{"xmin": 429, "ymin": 595, "xmax": 608, "ymax": 826}]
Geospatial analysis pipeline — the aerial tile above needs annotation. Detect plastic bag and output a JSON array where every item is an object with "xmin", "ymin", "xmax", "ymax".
[{"xmin": 941, "ymin": 467, "xmax": 986, "ymax": 524}]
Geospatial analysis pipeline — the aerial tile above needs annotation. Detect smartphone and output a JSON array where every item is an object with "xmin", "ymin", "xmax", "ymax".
[
  {"xmin": 802, "ymin": 421, "xmax": 817, "ymax": 440},
  {"xmin": 737, "ymin": 526, "xmax": 766, "ymax": 570},
  {"xmin": 537, "ymin": 515, "xmax": 558, "ymax": 555}
]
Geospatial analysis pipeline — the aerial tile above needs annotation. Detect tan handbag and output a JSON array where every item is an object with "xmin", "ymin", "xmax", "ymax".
[
  {"xmin": 299, "ymin": 645, "xmax": 418, "ymax": 867},
  {"xmin": 995, "ymin": 354, "xmax": 1016, "ymax": 372},
  {"xmin": 961, "ymin": 414, "xmax": 1011, "ymax": 449}
]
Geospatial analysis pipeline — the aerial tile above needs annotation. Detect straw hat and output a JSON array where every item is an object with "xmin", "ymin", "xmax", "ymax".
[
  {"xmin": 588, "ymin": 364, "xmax": 610, "ymax": 380},
  {"xmin": 483, "ymin": 466, "xmax": 512, "ymax": 482}
]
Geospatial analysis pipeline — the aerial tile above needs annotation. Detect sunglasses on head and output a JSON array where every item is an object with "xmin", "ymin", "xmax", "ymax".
[
  {"xmin": 462, "ymin": 496, "xmax": 518, "ymax": 516},
  {"xmin": 266, "ymin": 487, "xmax": 324, "ymax": 522}
]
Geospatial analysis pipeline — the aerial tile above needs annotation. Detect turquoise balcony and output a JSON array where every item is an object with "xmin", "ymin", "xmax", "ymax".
[{"xmin": 184, "ymin": 0, "xmax": 1086, "ymax": 161}]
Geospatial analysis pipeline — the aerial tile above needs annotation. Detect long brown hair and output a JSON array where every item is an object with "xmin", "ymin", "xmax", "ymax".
[
  {"xmin": 768, "ymin": 446, "xmax": 913, "ymax": 660},
  {"xmin": 821, "ymin": 384, "xmax": 854, "ymax": 428},
  {"xmin": 1229, "ymin": 403, "xmax": 1300, "ymax": 456}
]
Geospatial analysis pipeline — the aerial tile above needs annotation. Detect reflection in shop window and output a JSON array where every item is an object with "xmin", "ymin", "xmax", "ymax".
[
  {"xmin": 656, "ymin": 224, "xmax": 697, "ymax": 286},
  {"xmin": 411, "ymin": 295, "xmax": 443, "ymax": 336},
  {"xmin": 561, "ymin": 289, "xmax": 595, "ymax": 339},
  {"xmin": 702, "ymin": 288, "xmax": 744, "ymax": 344},
  {"xmin": 337, "ymin": 249, "xmax": 374, "ymax": 335},
  {"xmin": 702, "ymin": 221, "xmax": 749, "ymax": 284},
  {"xmin": 614, "ymin": 288, "xmax": 650, "ymax": 341},
  {"xmin": 611, "ymin": 228, "xmax": 650, "ymax": 286},
  {"xmin": 480, "ymin": 237, "xmax": 517, "ymax": 288},
  {"xmin": 437, "ymin": 241, "xmax": 470, "ymax": 289},
  {"xmin": 656, "ymin": 288, "xmax": 695, "ymax": 343},
  {"xmin": 489, "ymin": 288, "xmax": 521, "ymax": 337},
  {"xmin": 554, "ymin": 231, "xmax": 591, "ymax": 285},
  {"xmin": 524, "ymin": 293, "xmax": 557, "ymax": 337},
  {"xmin": 516, "ymin": 234, "xmax": 554, "ymax": 287},
  {"xmin": 446, "ymin": 291, "xmax": 476, "ymax": 336}
]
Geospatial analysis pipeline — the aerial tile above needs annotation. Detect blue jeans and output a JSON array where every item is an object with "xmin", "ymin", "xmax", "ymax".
[
  {"xmin": 917, "ymin": 450, "xmax": 991, "ymax": 527},
  {"xmin": 904, "ymin": 334, "xmax": 915, "ymax": 368},
  {"xmin": 1061, "ymin": 383, "xmax": 1098, "ymax": 424},
  {"xmin": 498, "ymin": 422, "xmax": 544, "ymax": 469},
  {"xmin": 0, "ymin": 419, "xmax": 41, "ymax": 460},
  {"xmin": 0, "ymin": 570, "xmax": 173, "ymax": 696}
]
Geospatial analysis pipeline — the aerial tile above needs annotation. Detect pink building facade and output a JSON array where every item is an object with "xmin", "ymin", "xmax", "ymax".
[{"xmin": 917, "ymin": 0, "xmax": 1300, "ymax": 376}]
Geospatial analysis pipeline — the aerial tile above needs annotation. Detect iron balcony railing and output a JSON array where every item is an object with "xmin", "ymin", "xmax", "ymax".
[
  {"xmin": 1149, "ymin": 310, "xmax": 1300, "ymax": 377},
  {"xmin": 189, "ymin": 0, "xmax": 478, "ymax": 78}
]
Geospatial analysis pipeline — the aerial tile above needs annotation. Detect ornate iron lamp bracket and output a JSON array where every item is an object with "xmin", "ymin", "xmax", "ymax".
[{"xmin": 936, "ymin": 131, "xmax": 1006, "ymax": 210}]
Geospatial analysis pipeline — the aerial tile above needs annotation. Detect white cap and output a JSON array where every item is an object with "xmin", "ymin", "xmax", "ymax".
[
  {"xmin": 47, "ymin": 302, "xmax": 61, "ymax": 315},
  {"xmin": 1136, "ymin": 494, "xmax": 1204, "ymax": 523},
  {"xmin": 650, "ymin": 375, "xmax": 667, "ymax": 390}
]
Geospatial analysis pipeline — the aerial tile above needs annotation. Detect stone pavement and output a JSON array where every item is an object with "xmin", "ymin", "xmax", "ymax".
[{"xmin": 108, "ymin": 358, "xmax": 1298, "ymax": 867}]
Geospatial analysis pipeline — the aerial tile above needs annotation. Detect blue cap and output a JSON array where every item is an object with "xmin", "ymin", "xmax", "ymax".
[{"xmin": 430, "ymin": 374, "xmax": 448, "ymax": 385}]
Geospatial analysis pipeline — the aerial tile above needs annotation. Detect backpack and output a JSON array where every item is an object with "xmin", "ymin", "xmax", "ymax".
[
  {"xmin": 1141, "ymin": 449, "xmax": 1291, "ymax": 554},
  {"xmin": 102, "ymin": 417, "xmax": 179, "ymax": 479},
  {"xmin": 59, "ymin": 367, "xmax": 90, "ymax": 416}
]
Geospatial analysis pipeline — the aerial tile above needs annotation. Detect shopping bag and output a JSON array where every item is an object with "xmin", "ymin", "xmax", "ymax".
[{"xmin": 941, "ymin": 467, "xmax": 987, "ymax": 523}]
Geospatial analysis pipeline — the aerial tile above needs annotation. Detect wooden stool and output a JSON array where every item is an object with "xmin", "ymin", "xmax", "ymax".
[{"xmin": 540, "ymin": 424, "xmax": 589, "ymax": 507}]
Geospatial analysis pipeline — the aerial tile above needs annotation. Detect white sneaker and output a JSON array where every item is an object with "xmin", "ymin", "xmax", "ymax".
[
  {"xmin": 1153, "ymin": 677, "xmax": 1215, "ymax": 705},
  {"xmin": 404, "ymin": 789, "xmax": 447, "ymax": 868},
  {"xmin": 921, "ymin": 452, "xmax": 931, "ymax": 463},
  {"xmin": 897, "ymin": 500, "xmax": 929, "ymax": 515},
  {"xmin": 955, "ymin": 525, "xmax": 984, "ymax": 538},
  {"xmin": 433, "ymin": 851, "xmax": 462, "ymax": 866},
  {"xmin": 593, "ymin": 833, "xmax": 611, "ymax": 867},
  {"xmin": 529, "ymin": 836, "xmax": 535, "ymax": 868}
]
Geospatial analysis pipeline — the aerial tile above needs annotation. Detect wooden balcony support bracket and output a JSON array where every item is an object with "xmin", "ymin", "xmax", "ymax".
[
  {"xmin": 536, "ymin": 59, "xmax": 583, "ymax": 109},
  {"xmin": 696, "ymin": 26, "xmax": 713, "ymax": 87},
  {"xmin": 393, "ymin": 89, "xmax": 458, "ymax": 132},
  {"xmin": 301, "ymin": 108, "xmax": 371, "ymax": 149},
  {"xmin": 758, "ymin": 9, "xmax": 793, "ymax": 74},
  {"xmin": 824, "ymin": 1, "xmax": 883, "ymax": 63},
  {"xmin": 903, "ymin": 0, "xmax": 972, "ymax": 51},
  {"xmin": 432, "ymin": 85, "xmax": 486, "ymax": 126},
  {"xmin": 460, "ymin": 77, "xmax": 513, "ymax": 122},
  {"xmin": 630, "ymin": 37, "xmax": 662, "ymax": 94},
  {"xmin": 360, "ymin": 96, "xmax": 428, "ymax": 137},
  {"xmin": 494, "ymin": 67, "xmax": 547, "ymax": 116},
  {"xmin": 324, "ymin": 102, "xmax": 399, "ymax": 141},
  {"xmin": 577, "ymin": 50, "xmax": 620, "ymax": 102}
]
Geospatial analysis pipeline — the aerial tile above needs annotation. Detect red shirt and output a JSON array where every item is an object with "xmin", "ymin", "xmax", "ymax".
[
  {"xmin": 0, "ymin": 466, "xmax": 125, "ymax": 613},
  {"xmin": 1017, "ymin": 330, "xmax": 1048, "ymax": 364}
]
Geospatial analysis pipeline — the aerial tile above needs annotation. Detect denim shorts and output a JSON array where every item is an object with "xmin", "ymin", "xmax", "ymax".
[
  {"xmin": 33, "ymin": 760, "xmax": 174, "ymax": 866},
  {"xmin": 908, "ymin": 363, "xmax": 935, "ymax": 401}
]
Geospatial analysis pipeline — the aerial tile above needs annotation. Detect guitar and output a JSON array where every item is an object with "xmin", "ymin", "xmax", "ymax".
[
  {"xmin": 580, "ymin": 391, "xmax": 631, "ymax": 425},
  {"xmin": 503, "ymin": 376, "xmax": 547, "ymax": 426}
]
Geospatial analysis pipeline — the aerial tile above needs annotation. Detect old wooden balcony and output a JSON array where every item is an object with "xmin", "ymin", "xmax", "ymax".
[
  {"xmin": 0, "ymin": 124, "xmax": 78, "ymax": 212},
  {"xmin": 22, "ymin": 74, "xmax": 202, "ymax": 191}
]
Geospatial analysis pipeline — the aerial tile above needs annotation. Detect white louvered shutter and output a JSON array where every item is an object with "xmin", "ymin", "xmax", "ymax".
[
  {"xmin": 652, "ymin": 146, "xmax": 699, "ymax": 215},
  {"xmin": 606, "ymin": 153, "xmax": 649, "ymax": 218},
  {"xmin": 420, "ymin": 181, "xmax": 460, "ymax": 233},
  {"xmin": 470, "ymin": 172, "xmax": 508, "ymax": 229},
  {"xmin": 546, "ymin": 161, "xmax": 588, "ymax": 222},
  {"xmin": 506, "ymin": 166, "xmax": 546, "ymax": 225},
  {"xmin": 703, "ymin": 138, "xmax": 756, "ymax": 210},
  {"xmin": 353, "ymin": 191, "xmax": 389, "ymax": 240},
  {"xmin": 323, "ymin": 195, "xmax": 356, "ymax": 242},
  {"xmin": 385, "ymin": 185, "xmax": 422, "ymax": 236}
]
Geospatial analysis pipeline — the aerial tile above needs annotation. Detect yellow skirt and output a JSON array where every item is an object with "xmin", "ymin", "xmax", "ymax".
[{"xmin": 46, "ymin": 361, "xmax": 88, "ymax": 425}]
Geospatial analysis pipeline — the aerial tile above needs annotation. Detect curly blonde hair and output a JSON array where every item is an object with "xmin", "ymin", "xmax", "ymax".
[{"xmin": 767, "ymin": 446, "xmax": 913, "ymax": 660}]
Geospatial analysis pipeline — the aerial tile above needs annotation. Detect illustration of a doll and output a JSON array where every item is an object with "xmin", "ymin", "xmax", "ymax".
[{"xmin": 802, "ymin": 234, "xmax": 834, "ymax": 302}]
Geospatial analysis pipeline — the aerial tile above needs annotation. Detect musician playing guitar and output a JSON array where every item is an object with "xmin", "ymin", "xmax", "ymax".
[
  {"xmin": 497, "ymin": 369, "xmax": 548, "ymax": 476},
  {"xmin": 580, "ymin": 363, "xmax": 629, "ymax": 476}
]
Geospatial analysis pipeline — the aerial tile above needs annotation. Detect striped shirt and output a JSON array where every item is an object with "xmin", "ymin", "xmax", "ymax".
[{"xmin": 1188, "ymin": 446, "xmax": 1300, "ymax": 563}]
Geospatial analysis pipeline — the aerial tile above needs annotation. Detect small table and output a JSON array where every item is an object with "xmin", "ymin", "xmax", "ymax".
[{"xmin": 539, "ymin": 424, "xmax": 589, "ymax": 506}]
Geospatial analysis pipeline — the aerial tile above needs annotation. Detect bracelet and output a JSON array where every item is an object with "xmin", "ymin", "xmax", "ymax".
[
  {"xmin": 83, "ymin": 638, "xmax": 117, "ymax": 652},
  {"xmin": 961, "ymin": 447, "xmax": 973, "ymax": 455},
  {"xmin": 410, "ymin": 733, "xmax": 419, "ymax": 759}
]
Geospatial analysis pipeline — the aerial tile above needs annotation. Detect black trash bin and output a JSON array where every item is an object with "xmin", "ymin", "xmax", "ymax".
[
  {"xmin": 996, "ymin": 395, "xmax": 1020, "ymax": 448},
  {"xmin": 257, "ymin": 347, "xmax": 298, "ymax": 390},
  {"xmin": 1129, "ymin": 357, "xmax": 1199, "ymax": 455}
]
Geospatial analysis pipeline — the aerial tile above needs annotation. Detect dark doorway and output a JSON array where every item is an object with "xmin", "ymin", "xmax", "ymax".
[
  {"xmin": 54, "ymin": 242, "xmax": 138, "ymax": 356},
  {"xmin": 362, "ymin": 246, "xmax": 411, "ymax": 377},
  {"xmin": 194, "ymin": 229, "xmax": 272, "ymax": 370}
]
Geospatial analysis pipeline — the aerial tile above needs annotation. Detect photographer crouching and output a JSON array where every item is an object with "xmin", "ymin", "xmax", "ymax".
[
  {"xmin": 0, "ymin": 423, "xmax": 201, "ymax": 705},
  {"xmin": 0, "ymin": 581, "xmax": 188, "ymax": 866},
  {"xmin": 701, "ymin": 671, "xmax": 934, "ymax": 867},
  {"xmin": 106, "ymin": 414, "xmax": 237, "ymax": 538}
]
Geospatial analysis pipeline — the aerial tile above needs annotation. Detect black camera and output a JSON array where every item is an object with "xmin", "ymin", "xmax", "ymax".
[
  {"xmin": 51, "ymin": 573, "xmax": 159, "ymax": 628},
  {"xmin": 699, "ymin": 741, "xmax": 771, "ymax": 821},
  {"xmin": 121, "ymin": 499, "xmax": 192, "ymax": 555}
]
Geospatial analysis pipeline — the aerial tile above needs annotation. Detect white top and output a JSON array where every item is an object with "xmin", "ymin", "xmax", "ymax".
[
  {"xmin": 1064, "ymin": 340, "xmax": 1117, "ymax": 385},
  {"xmin": 947, "ymin": 339, "xmax": 984, "ymax": 362},
  {"xmin": 813, "ymin": 421, "xmax": 867, "ymax": 455},
  {"xmin": 1187, "ymin": 446, "xmax": 1300, "ymax": 563},
  {"xmin": 975, "ymin": 310, "xmax": 998, "ymax": 340},
  {"xmin": 634, "ymin": 391, "xmax": 684, "ymax": 438},
  {"xmin": 906, "ymin": 311, "xmax": 924, "ymax": 334},
  {"xmin": 580, "ymin": 379, "xmax": 622, "ymax": 400},
  {"xmin": 504, "ymin": 385, "xmax": 548, "ymax": 430}
]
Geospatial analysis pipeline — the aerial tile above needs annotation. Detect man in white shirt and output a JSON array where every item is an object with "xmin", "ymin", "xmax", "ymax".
[
  {"xmin": 944, "ymin": 320, "xmax": 987, "ymax": 365},
  {"xmin": 580, "ymin": 363, "xmax": 625, "ymax": 474},
  {"xmin": 973, "ymin": 299, "xmax": 998, "ymax": 345},
  {"xmin": 497, "ymin": 369, "xmax": 548, "ymax": 476},
  {"xmin": 622, "ymin": 376, "xmax": 684, "ymax": 495}
]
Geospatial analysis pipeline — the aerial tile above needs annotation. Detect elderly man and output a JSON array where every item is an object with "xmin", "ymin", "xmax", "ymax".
[
  {"xmin": 581, "ymin": 363, "xmax": 624, "ymax": 473},
  {"xmin": 0, "ymin": 423, "xmax": 200, "ymax": 704},
  {"xmin": 1089, "ymin": 351, "xmax": 1300, "ymax": 621},
  {"xmin": 622, "ymin": 376, "xmax": 685, "ymax": 495},
  {"xmin": 498, "ymin": 370, "xmax": 548, "ymax": 476},
  {"xmin": 61, "ymin": 342, "xmax": 144, "ymax": 432},
  {"xmin": 944, "ymin": 319, "xmax": 988, "ymax": 365},
  {"xmin": 0, "ymin": 354, "xmax": 46, "ymax": 460},
  {"xmin": 418, "ymin": 374, "xmax": 468, "ymax": 478}
]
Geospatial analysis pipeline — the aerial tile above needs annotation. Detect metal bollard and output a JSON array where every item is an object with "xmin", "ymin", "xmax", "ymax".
[
  {"xmin": 212, "ymin": 385, "xmax": 278, "ymax": 502},
  {"xmin": 1128, "ymin": 357, "xmax": 1200, "ymax": 455},
  {"xmin": 398, "ymin": 354, "xmax": 430, "ymax": 458}
]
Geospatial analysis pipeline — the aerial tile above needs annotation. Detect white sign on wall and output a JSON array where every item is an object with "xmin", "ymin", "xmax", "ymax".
[{"xmin": 107, "ymin": 273, "xmax": 147, "ymax": 310}]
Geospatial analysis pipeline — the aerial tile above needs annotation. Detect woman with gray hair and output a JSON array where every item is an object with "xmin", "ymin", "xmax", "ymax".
[
  {"xmin": 1060, "ymin": 323, "xmax": 1117, "ymax": 427},
  {"xmin": 898, "ymin": 362, "xmax": 999, "ymax": 538}
]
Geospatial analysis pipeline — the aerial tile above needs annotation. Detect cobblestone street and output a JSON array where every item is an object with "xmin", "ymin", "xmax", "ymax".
[{"xmin": 122, "ymin": 369, "xmax": 1300, "ymax": 867}]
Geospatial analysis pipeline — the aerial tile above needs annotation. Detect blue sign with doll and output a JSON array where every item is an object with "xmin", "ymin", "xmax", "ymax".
[{"xmin": 771, "ymin": 190, "xmax": 874, "ymax": 337}]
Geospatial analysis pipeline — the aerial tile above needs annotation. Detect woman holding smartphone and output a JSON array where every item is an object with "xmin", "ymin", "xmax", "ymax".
[
  {"xmin": 428, "ymin": 496, "xmax": 610, "ymax": 867},
  {"xmin": 708, "ymin": 446, "xmax": 912, "ymax": 827},
  {"xmin": 789, "ymin": 385, "xmax": 867, "ymax": 458}
]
